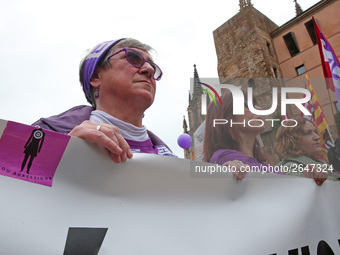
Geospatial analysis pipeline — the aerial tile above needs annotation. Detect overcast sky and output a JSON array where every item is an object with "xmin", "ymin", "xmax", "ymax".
[{"xmin": 0, "ymin": 0, "xmax": 321, "ymax": 157}]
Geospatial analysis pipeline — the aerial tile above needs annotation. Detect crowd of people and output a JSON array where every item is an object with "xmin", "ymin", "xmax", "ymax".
[
  {"xmin": 202, "ymin": 89, "xmax": 339, "ymax": 185},
  {"xmin": 33, "ymin": 37, "xmax": 339, "ymax": 186}
]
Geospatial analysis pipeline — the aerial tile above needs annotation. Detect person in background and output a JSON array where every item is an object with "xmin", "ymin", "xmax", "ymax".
[
  {"xmin": 203, "ymin": 90, "xmax": 270, "ymax": 180},
  {"xmin": 33, "ymin": 38, "xmax": 175, "ymax": 163},
  {"xmin": 275, "ymin": 117, "xmax": 336, "ymax": 185}
]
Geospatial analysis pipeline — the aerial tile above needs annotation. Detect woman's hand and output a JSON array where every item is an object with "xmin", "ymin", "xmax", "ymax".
[
  {"xmin": 303, "ymin": 164, "xmax": 328, "ymax": 186},
  {"xmin": 223, "ymin": 160, "xmax": 248, "ymax": 181},
  {"xmin": 68, "ymin": 120, "xmax": 133, "ymax": 164}
]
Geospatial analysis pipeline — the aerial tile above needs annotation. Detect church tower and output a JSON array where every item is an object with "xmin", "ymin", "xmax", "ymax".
[
  {"xmin": 211, "ymin": 1, "xmax": 285, "ymax": 163},
  {"xmin": 213, "ymin": 0, "xmax": 283, "ymax": 112},
  {"xmin": 187, "ymin": 64, "xmax": 206, "ymax": 137},
  {"xmin": 185, "ymin": 64, "xmax": 209, "ymax": 160},
  {"xmin": 213, "ymin": 0, "xmax": 279, "ymax": 80}
]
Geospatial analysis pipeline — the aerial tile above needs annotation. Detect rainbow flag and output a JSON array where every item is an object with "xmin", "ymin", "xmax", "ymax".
[{"xmin": 306, "ymin": 75, "xmax": 334, "ymax": 155}]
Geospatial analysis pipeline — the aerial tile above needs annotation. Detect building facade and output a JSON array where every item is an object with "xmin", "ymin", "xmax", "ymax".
[
  {"xmin": 271, "ymin": 0, "xmax": 340, "ymax": 130},
  {"xmin": 186, "ymin": 0, "xmax": 340, "ymax": 163}
]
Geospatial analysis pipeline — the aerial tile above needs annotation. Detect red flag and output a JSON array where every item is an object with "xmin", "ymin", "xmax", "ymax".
[{"xmin": 312, "ymin": 17, "xmax": 340, "ymax": 92}]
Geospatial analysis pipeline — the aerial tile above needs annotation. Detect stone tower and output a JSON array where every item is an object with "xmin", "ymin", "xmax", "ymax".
[
  {"xmin": 186, "ymin": 65, "xmax": 209, "ymax": 160},
  {"xmin": 186, "ymin": 1, "xmax": 286, "ymax": 162},
  {"xmin": 211, "ymin": 1, "xmax": 285, "ymax": 163},
  {"xmin": 213, "ymin": 1, "xmax": 283, "ymax": 115},
  {"xmin": 213, "ymin": 1, "xmax": 279, "ymax": 79}
]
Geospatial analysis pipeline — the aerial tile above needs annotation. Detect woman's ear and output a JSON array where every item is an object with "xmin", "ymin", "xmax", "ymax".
[{"xmin": 90, "ymin": 70, "xmax": 101, "ymax": 88}]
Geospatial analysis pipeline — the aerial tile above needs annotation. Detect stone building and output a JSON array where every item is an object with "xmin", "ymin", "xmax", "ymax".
[{"xmin": 186, "ymin": 0, "xmax": 340, "ymax": 163}]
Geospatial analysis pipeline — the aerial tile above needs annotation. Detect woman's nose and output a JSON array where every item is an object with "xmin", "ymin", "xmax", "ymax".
[
  {"xmin": 139, "ymin": 62, "xmax": 155, "ymax": 78},
  {"xmin": 313, "ymin": 132, "xmax": 320, "ymax": 140}
]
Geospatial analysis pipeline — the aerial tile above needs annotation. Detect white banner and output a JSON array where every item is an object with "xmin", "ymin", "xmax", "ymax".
[{"xmin": 0, "ymin": 119, "xmax": 339, "ymax": 255}]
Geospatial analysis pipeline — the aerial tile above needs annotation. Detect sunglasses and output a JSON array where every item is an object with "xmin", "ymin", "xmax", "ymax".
[{"xmin": 108, "ymin": 48, "xmax": 163, "ymax": 81}]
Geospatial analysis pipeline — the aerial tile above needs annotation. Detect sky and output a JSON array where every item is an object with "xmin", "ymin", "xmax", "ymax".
[{"xmin": 0, "ymin": 0, "xmax": 321, "ymax": 158}]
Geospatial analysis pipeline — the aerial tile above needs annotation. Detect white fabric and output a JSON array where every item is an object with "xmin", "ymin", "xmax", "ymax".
[
  {"xmin": 90, "ymin": 110, "xmax": 149, "ymax": 141},
  {"xmin": 0, "ymin": 119, "xmax": 339, "ymax": 254}
]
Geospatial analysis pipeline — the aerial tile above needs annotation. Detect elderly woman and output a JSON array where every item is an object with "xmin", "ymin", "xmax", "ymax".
[
  {"xmin": 33, "ymin": 38, "xmax": 175, "ymax": 163},
  {"xmin": 203, "ymin": 90, "xmax": 269, "ymax": 180},
  {"xmin": 275, "ymin": 117, "xmax": 336, "ymax": 185}
]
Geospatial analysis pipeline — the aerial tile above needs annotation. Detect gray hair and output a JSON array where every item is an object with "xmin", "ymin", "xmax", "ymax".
[{"xmin": 97, "ymin": 38, "xmax": 154, "ymax": 68}]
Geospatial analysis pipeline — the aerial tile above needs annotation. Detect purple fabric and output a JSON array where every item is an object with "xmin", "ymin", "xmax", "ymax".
[
  {"xmin": 126, "ymin": 138, "xmax": 158, "ymax": 154},
  {"xmin": 210, "ymin": 149, "xmax": 266, "ymax": 168},
  {"xmin": 210, "ymin": 149, "xmax": 283, "ymax": 174},
  {"xmin": 32, "ymin": 105, "xmax": 93, "ymax": 134},
  {"xmin": 32, "ymin": 105, "xmax": 174, "ymax": 154},
  {"xmin": 81, "ymin": 39, "xmax": 124, "ymax": 103},
  {"xmin": 125, "ymin": 138, "xmax": 175, "ymax": 157}
]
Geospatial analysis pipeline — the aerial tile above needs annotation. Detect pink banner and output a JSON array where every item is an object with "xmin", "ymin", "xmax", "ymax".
[{"xmin": 0, "ymin": 121, "xmax": 70, "ymax": 186}]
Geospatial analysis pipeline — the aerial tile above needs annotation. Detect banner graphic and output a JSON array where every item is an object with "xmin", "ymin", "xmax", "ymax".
[{"xmin": 0, "ymin": 120, "xmax": 70, "ymax": 186}]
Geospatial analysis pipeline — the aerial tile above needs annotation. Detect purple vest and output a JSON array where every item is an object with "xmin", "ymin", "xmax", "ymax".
[
  {"xmin": 210, "ymin": 149, "xmax": 282, "ymax": 174},
  {"xmin": 32, "ymin": 105, "xmax": 174, "ymax": 156}
]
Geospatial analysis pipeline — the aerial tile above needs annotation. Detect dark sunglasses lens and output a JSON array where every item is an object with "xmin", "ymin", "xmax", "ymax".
[
  {"xmin": 126, "ymin": 50, "xmax": 144, "ymax": 67},
  {"xmin": 126, "ymin": 49, "xmax": 162, "ymax": 80}
]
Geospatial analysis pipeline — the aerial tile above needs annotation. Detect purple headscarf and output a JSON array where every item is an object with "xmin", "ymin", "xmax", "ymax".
[{"xmin": 81, "ymin": 39, "xmax": 124, "ymax": 104}]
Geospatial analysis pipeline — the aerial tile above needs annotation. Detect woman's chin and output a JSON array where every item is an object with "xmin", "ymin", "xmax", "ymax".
[{"xmin": 135, "ymin": 95, "xmax": 154, "ymax": 110}]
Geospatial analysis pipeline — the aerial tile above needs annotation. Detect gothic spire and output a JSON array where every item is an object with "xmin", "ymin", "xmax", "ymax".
[
  {"xmin": 294, "ymin": 0, "xmax": 303, "ymax": 16},
  {"xmin": 239, "ymin": 0, "xmax": 252, "ymax": 10},
  {"xmin": 183, "ymin": 116, "xmax": 188, "ymax": 133},
  {"xmin": 193, "ymin": 64, "xmax": 201, "ymax": 89},
  {"xmin": 193, "ymin": 64, "xmax": 199, "ymax": 79},
  {"xmin": 190, "ymin": 64, "xmax": 202, "ymax": 102}
]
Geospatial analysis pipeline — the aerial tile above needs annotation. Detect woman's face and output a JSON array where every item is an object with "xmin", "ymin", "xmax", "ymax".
[
  {"xmin": 298, "ymin": 121, "xmax": 322, "ymax": 157},
  {"xmin": 92, "ymin": 47, "xmax": 157, "ymax": 111}
]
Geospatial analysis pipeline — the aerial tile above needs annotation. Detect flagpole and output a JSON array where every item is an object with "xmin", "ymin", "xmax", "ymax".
[
  {"xmin": 326, "ymin": 124, "xmax": 335, "ymax": 144},
  {"xmin": 326, "ymin": 85, "xmax": 338, "ymax": 137},
  {"xmin": 312, "ymin": 16, "xmax": 340, "ymax": 138}
]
